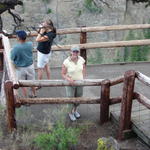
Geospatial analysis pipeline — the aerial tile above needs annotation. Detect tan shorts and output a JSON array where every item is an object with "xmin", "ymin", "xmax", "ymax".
[{"xmin": 16, "ymin": 64, "xmax": 35, "ymax": 80}]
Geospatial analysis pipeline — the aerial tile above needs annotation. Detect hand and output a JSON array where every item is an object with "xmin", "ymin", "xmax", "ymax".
[
  {"xmin": 40, "ymin": 28, "xmax": 46, "ymax": 34},
  {"xmin": 67, "ymin": 76, "xmax": 75, "ymax": 85}
]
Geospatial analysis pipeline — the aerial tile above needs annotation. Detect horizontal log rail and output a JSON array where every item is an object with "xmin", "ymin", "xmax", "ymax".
[
  {"xmin": 48, "ymin": 39, "xmax": 150, "ymax": 51},
  {"xmin": 9, "ymin": 24, "xmax": 150, "ymax": 38},
  {"xmin": 136, "ymin": 71, "xmax": 150, "ymax": 87},
  {"xmin": 110, "ymin": 76, "xmax": 124, "ymax": 86},
  {"xmin": 109, "ymin": 97, "xmax": 122, "ymax": 105},
  {"xmin": 134, "ymin": 92, "xmax": 150, "ymax": 109},
  {"xmin": 18, "ymin": 76, "xmax": 124, "ymax": 88},
  {"xmin": 17, "ymin": 97, "xmax": 124, "ymax": 106},
  {"xmin": 18, "ymin": 79, "xmax": 103, "ymax": 88},
  {"xmin": 18, "ymin": 97, "xmax": 101, "ymax": 105}
]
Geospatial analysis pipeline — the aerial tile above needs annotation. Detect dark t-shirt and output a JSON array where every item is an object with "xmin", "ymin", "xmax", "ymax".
[{"xmin": 37, "ymin": 31, "xmax": 56, "ymax": 54}]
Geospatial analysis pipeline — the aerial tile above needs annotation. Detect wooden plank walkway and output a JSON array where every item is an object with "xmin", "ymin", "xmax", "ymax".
[{"xmin": 110, "ymin": 100, "xmax": 150, "ymax": 146}]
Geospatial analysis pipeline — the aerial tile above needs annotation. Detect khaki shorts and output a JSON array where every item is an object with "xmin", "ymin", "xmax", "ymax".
[
  {"xmin": 66, "ymin": 86, "xmax": 83, "ymax": 97},
  {"xmin": 66, "ymin": 86, "xmax": 83, "ymax": 108},
  {"xmin": 16, "ymin": 64, "xmax": 35, "ymax": 80}
]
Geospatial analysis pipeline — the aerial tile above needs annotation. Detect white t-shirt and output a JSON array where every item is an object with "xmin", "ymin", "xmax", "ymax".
[{"xmin": 63, "ymin": 56, "xmax": 85, "ymax": 80}]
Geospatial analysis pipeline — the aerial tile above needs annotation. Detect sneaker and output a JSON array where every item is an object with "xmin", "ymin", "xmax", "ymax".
[
  {"xmin": 69, "ymin": 113, "xmax": 76, "ymax": 121},
  {"xmin": 74, "ymin": 111, "xmax": 80, "ymax": 119}
]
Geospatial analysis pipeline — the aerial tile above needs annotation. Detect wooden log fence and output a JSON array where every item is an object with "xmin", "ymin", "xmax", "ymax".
[
  {"xmin": 136, "ymin": 71, "xmax": 150, "ymax": 87},
  {"xmin": 134, "ymin": 92, "xmax": 150, "ymax": 109},
  {"xmin": 80, "ymin": 26, "xmax": 87, "ymax": 63},
  {"xmin": 4, "ymin": 81, "xmax": 16, "ymax": 132},
  {"xmin": 100, "ymin": 79, "xmax": 110, "ymax": 124},
  {"xmin": 18, "ymin": 76, "xmax": 124, "ymax": 88},
  {"xmin": 1, "ymin": 25, "xmax": 150, "ymax": 140},
  {"xmin": 0, "ymin": 37, "xmax": 3, "ymax": 71},
  {"xmin": 8, "ymin": 24, "xmax": 150, "ymax": 38},
  {"xmin": 18, "ymin": 79, "xmax": 104, "ymax": 88},
  {"xmin": 1, "ymin": 35, "xmax": 19, "ymax": 89},
  {"xmin": 118, "ymin": 70, "xmax": 136, "ymax": 140},
  {"xmin": 46, "ymin": 39, "xmax": 150, "ymax": 51}
]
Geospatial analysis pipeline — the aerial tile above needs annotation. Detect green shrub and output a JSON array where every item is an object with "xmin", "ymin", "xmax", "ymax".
[
  {"xmin": 88, "ymin": 48, "xmax": 103, "ymax": 64},
  {"xmin": 47, "ymin": 8, "xmax": 52, "ymax": 14},
  {"xmin": 84, "ymin": 0, "xmax": 102, "ymax": 13},
  {"xmin": 114, "ymin": 29, "xmax": 150, "ymax": 63},
  {"xmin": 33, "ymin": 121, "xmax": 81, "ymax": 150}
]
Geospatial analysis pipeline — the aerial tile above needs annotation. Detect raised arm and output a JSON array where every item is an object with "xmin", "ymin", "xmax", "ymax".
[{"xmin": 36, "ymin": 28, "xmax": 49, "ymax": 42}]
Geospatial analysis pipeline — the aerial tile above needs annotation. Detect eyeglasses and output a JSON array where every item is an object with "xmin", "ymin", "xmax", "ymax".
[{"xmin": 73, "ymin": 51, "xmax": 79, "ymax": 53}]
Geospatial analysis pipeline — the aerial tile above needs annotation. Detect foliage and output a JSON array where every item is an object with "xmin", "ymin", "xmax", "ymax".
[
  {"xmin": 114, "ymin": 29, "xmax": 150, "ymax": 63},
  {"xmin": 84, "ymin": 0, "xmax": 102, "ymax": 13},
  {"xmin": 77, "ymin": 10, "xmax": 82, "ymax": 17},
  {"xmin": 33, "ymin": 121, "xmax": 81, "ymax": 150},
  {"xmin": 47, "ymin": 8, "xmax": 52, "ymax": 14},
  {"xmin": 42, "ymin": 0, "xmax": 51, "ymax": 3},
  {"xmin": 96, "ymin": 138, "xmax": 114, "ymax": 150},
  {"xmin": 88, "ymin": 48, "xmax": 103, "ymax": 64}
]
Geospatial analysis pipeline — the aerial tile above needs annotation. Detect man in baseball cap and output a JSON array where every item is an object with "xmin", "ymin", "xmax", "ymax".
[{"xmin": 16, "ymin": 30, "xmax": 27, "ymax": 40}]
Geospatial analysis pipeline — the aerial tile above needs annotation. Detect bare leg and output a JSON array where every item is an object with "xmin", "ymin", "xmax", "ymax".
[
  {"xmin": 31, "ymin": 87, "xmax": 36, "ymax": 96},
  {"xmin": 36, "ymin": 68, "xmax": 44, "ymax": 90},
  {"xmin": 37, "ymin": 68, "xmax": 44, "ymax": 80},
  {"xmin": 22, "ymin": 87, "xmax": 28, "ymax": 97},
  {"xmin": 72, "ymin": 105, "xmax": 77, "ymax": 113},
  {"xmin": 44, "ymin": 64, "xmax": 50, "ymax": 79}
]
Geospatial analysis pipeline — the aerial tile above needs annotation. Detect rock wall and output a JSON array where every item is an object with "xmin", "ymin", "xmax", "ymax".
[{"xmin": 2, "ymin": 0, "xmax": 150, "ymax": 67}]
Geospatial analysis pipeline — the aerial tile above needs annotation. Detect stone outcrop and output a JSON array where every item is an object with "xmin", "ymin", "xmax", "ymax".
[{"xmin": 2, "ymin": 0, "xmax": 150, "ymax": 66}]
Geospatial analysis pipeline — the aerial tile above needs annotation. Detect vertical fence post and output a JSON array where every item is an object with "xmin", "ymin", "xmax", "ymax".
[
  {"xmin": 118, "ymin": 70, "xmax": 135, "ymax": 140},
  {"xmin": 100, "ymin": 79, "xmax": 110, "ymax": 124},
  {"xmin": 0, "ymin": 37, "xmax": 3, "ymax": 71},
  {"xmin": 80, "ymin": 26, "xmax": 87, "ymax": 64},
  {"xmin": 4, "ymin": 80, "xmax": 16, "ymax": 132}
]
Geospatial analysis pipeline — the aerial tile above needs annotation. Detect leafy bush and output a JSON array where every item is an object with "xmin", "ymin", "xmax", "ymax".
[
  {"xmin": 88, "ymin": 48, "xmax": 103, "ymax": 64},
  {"xmin": 84, "ymin": 0, "xmax": 102, "ymax": 13},
  {"xmin": 33, "ymin": 121, "xmax": 81, "ymax": 150},
  {"xmin": 47, "ymin": 8, "xmax": 52, "ymax": 14},
  {"xmin": 114, "ymin": 29, "xmax": 150, "ymax": 63}
]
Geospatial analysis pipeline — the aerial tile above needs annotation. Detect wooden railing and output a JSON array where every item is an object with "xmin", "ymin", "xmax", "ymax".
[
  {"xmin": 8, "ymin": 24, "xmax": 150, "ymax": 63},
  {"xmin": 1, "ymin": 24, "xmax": 150, "ymax": 140},
  {"xmin": 4, "ymin": 69, "xmax": 150, "ymax": 140}
]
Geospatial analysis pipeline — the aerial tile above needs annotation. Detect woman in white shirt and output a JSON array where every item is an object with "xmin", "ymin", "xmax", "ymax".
[{"xmin": 61, "ymin": 45, "xmax": 86, "ymax": 121}]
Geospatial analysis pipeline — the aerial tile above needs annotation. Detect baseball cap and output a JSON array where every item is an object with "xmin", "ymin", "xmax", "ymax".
[
  {"xmin": 71, "ymin": 45, "xmax": 80, "ymax": 52},
  {"xmin": 16, "ymin": 30, "xmax": 27, "ymax": 40}
]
